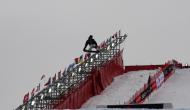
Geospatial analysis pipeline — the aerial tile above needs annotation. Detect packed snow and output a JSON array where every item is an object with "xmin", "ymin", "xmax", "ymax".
[
  {"xmin": 145, "ymin": 68, "xmax": 190, "ymax": 109},
  {"xmin": 82, "ymin": 68, "xmax": 190, "ymax": 109},
  {"xmin": 82, "ymin": 70, "xmax": 157, "ymax": 108}
]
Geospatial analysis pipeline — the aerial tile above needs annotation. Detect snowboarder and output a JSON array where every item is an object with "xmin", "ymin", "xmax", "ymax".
[{"xmin": 83, "ymin": 35, "xmax": 99, "ymax": 53}]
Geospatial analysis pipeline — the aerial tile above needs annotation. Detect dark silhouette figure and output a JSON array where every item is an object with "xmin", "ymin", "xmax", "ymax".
[
  {"xmin": 147, "ymin": 75, "xmax": 152, "ymax": 92},
  {"xmin": 148, "ymin": 75, "xmax": 151, "ymax": 86},
  {"xmin": 83, "ymin": 35, "xmax": 98, "ymax": 52}
]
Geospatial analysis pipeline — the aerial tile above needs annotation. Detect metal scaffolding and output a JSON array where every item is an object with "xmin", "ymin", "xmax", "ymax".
[{"xmin": 16, "ymin": 33, "xmax": 128, "ymax": 110}]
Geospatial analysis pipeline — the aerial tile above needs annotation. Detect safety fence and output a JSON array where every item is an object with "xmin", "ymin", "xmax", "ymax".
[
  {"xmin": 125, "ymin": 60, "xmax": 182, "ymax": 73},
  {"xmin": 125, "ymin": 65, "xmax": 164, "ymax": 73},
  {"xmin": 126, "ymin": 60, "xmax": 182, "ymax": 104},
  {"xmin": 53, "ymin": 50, "xmax": 125, "ymax": 109}
]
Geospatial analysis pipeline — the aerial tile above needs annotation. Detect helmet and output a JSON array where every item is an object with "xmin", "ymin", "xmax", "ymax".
[{"xmin": 89, "ymin": 35, "xmax": 93, "ymax": 39}]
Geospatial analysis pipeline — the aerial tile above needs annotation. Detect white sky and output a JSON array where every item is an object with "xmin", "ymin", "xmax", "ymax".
[{"xmin": 0, "ymin": 0, "xmax": 190, "ymax": 109}]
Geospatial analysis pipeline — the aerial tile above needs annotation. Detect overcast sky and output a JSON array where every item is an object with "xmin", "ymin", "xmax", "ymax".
[{"xmin": 0, "ymin": 0, "xmax": 190, "ymax": 109}]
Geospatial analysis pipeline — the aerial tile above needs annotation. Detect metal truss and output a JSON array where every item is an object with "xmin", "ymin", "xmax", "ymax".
[{"xmin": 16, "ymin": 34, "xmax": 128, "ymax": 110}]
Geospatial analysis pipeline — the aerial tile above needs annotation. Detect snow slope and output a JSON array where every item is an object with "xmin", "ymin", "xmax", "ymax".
[
  {"xmin": 82, "ymin": 70, "xmax": 157, "ymax": 108},
  {"xmin": 145, "ymin": 68, "xmax": 190, "ymax": 109}
]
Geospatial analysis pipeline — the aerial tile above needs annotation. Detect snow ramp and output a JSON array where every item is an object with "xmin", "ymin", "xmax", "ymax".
[{"xmin": 82, "ymin": 70, "xmax": 157, "ymax": 108}]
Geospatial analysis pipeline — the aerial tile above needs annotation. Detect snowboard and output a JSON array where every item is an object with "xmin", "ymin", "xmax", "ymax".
[{"xmin": 84, "ymin": 49, "xmax": 100, "ymax": 53}]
